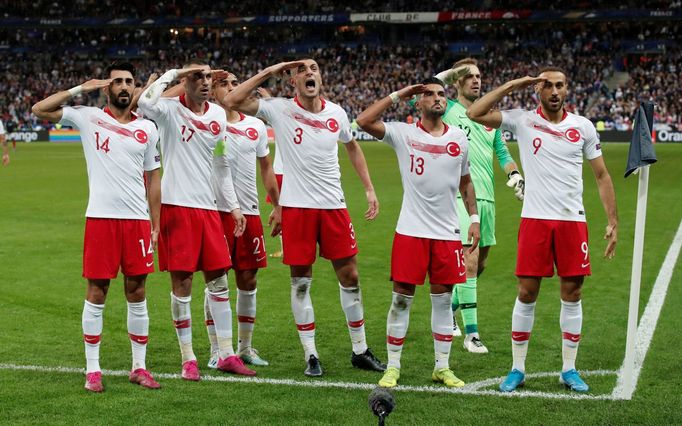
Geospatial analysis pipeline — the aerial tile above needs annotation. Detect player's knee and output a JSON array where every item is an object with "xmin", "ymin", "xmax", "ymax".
[
  {"xmin": 339, "ymin": 269, "xmax": 359, "ymax": 287},
  {"xmin": 518, "ymin": 287, "xmax": 539, "ymax": 303},
  {"xmin": 206, "ymin": 274, "xmax": 228, "ymax": 293},
  {"xmin": 291, "ymin": 276, "xmax": 312, "ymax": 299},
  {"xmin": 391, "ymin": 292, "xmax": 412, "ymax": 311}
]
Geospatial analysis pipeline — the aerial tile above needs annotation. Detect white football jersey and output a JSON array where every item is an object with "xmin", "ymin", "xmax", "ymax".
[
  {"xmin": 272, "ymin": 128, "xmax": 284, "ymax": 175},
  {"xmin": 500, "ymin": 107, "xmax": 602, "ymax": 222},
  {"xmin": 60, "ymin": 106, "xmax": 160, "ymax": 219},
  {"xmin": 383, "ymin": 121, "xmax": 470, "ymax": 241},
  {"xmin": 140, "ymin": 95, "xmax": 226, "ymax": 210},
  {"xmin": 0, "ymin": 120, "xmax": 5, "ymax": 135},
  {"xmin": 220, "ymin": 113, "xmax": 269, "ymax": 214},
  {"xmin": 256, "ymin": 96, "xmax": 353, "ymax": 209}
]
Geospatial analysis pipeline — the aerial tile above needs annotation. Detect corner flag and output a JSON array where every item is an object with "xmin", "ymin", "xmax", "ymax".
[
  {"xmin": 616, "ymin": 101, "xmax": 657, "ymax": 400},
  {"xmin": 624, "ymin": 102, "xmax": 657, "ymax": 178}
]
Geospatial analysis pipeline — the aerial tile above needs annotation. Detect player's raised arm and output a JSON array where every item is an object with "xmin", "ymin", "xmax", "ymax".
[
  {"xmin": 130, "ymin": 73, "xmax": 158, "ymax": 112},
  {"xmin": 32, "ymin": 79, "xmax": 112, "ymax": 123},
  {"xmin": 224, "ymin": 61, "xmax": 305, "ymax": 116},
  {"xmin": 467, "ymin": 76, "xmax": 546, "ymax": 129},
  {"xmin": 357, "ymin": 84, "xmax": 426, "ymax": 140},
  {"xmin": 589, "ymin": 156, "xmax": 618, "ymax": 259},
  {"xmin": 137, "ymin": 67, "xmax": 203, "ymax": 117}
]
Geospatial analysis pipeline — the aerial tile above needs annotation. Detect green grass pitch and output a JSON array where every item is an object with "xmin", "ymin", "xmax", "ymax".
[{"xmin": 1, "ymin": 142, "xmax": 681, "ymax": 425}]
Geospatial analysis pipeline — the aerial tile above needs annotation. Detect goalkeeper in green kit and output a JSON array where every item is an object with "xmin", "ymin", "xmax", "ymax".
[{"xmin": 435, "ymin": 58, "xmax": 524, "ymax": 353}]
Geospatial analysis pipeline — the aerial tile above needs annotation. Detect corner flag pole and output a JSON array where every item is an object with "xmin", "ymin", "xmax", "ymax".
[{"xmin": 617, "ymin": 101, "xmax": 657, "ymax": 400}]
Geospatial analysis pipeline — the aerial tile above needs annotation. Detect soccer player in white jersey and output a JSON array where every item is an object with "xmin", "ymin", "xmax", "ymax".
[
  {"xmin": 32, "ymin": 62, "xmax": 162, "ymax": 392},
  {"xmin": 203, "ymin": 72, "xmax": 282, "ymax": 367},
  {"xmin": 226, "ymin": 59, "xmax": 386, "ymax": 377},
  {"xmin": 138, "ymin": 60, "xmax": 255, "ymax": 380},
  {"xmin": 357, "ymin": 78, "xmax": 480, "ymax": 388},
  {"xmin": 467, "ymin": 67, "xmax": 618, "ymax": 393}
]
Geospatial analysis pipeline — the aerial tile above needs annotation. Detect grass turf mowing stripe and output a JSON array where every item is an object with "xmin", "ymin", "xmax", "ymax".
[
  {"xmin": 613, "ymin": 218, "xmax": 682, "ymax": 400},
  {"xmin": 0, "ymin": 363, "xmax": 617, "ymax": 400}
]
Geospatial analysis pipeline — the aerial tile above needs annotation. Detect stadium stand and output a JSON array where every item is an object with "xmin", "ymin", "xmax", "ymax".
[{"xmin": 0, "ymin": 9, "xmax": 679, "ymax": 131}]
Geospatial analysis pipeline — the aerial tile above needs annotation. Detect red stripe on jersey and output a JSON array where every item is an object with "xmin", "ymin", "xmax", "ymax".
[
  {"xmin": 205, "ymin": 319, "xmax": 215, "ymax": 326},
  {"xmin": 128, "ymin": 333, "xmax": 149, "ymax": 344},
  {"xmin": 174, "ymin": 319, "xmax": 191, "ymax": 329},
  {"xmin": 348, "ymin": 319, "xmax": 365, "ymax": 328},
  {"xmin": 209, "ymin": 293, "xmax": 229, "ymax": 302},
  {"xmin": 238, "ymin": 315, "xmax": 256, "ymax": 324},
  {"xmin": 291, "ymin": 112, "xmax": 330, "ymax": 132},
  {"xmin": 296, "ymin": 322, "xmax": 315, "ymax": 331},
  {"xmin": 83, "ymin": 334, "xmax": 101, "ymax": 344},
  {"xmin": 432, "ymin": 332, "xmax": 453, "ymax": 342},
  {"xmin": 511, "ymin": 331, "xmax": 531, "ymax": 342},
  {"xmin": 387, "ymin": 335, "xmax": 405, "ymax": 346},
  {"xmin": 408, "ymin": 139, "xmax": 452, "ymax": 155},
  {"xmin": 227, "ymin": 125, "xmax": 259, "ymax": 141},
  {"xmin": 562, "ymin": 332, "xmax": 581, "ymax": 343}
]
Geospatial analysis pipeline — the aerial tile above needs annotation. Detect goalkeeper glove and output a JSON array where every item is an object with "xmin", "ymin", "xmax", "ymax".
[
  {"xmin": 506, "ymin": 171, "xmax": 525, "ymax": 201},
  {"xmin": 435, "ymin": 66, "xmax": 472, "ymax": 86}
]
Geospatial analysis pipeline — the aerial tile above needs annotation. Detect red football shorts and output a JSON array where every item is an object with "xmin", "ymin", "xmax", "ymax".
[
  {"xmin": 265, "ymin": 174, "xmax": 283, "ymax": 204},
  {"xmin": 390, "ymin": 232, "xmax": 466, "ymax": 285},
  {"xmin": 516, "ymin": 218, "xmax": 591, "ymax": 278},
  {"xmin": 281, "ymin": 207, "xmax": 358, "ymax": 266},
  {"xmin": 158, "ymin": 204, "xmax": 231, "ymax": 272},
  {"xmin": 220, "ymin": 212, "xmax": 267, "ymax": 270},
  {"xmin": 83, "ymin": 218, "xmax": 154, "ymax": 279}
]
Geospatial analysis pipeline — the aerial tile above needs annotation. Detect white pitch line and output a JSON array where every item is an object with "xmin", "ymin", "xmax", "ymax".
[
  {"xmin": 612, "ymin": 218, "xmax": 682, "ymax": 400},
  {"xmin": 0, "ymin": 363, "xmax": 617, "ymax": 400}
]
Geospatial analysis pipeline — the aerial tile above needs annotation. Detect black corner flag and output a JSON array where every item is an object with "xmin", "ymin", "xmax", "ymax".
[{"xmin": 625, "ymin": 101, "xmax": 657, "ymax": 178}]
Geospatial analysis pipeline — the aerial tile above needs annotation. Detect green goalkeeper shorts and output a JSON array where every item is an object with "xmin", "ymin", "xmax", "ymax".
[{"xmin": 456, "ymin": 198, "xmax": 496, "ymax": 247}]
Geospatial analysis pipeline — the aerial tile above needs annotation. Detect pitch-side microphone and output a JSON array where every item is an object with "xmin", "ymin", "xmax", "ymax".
[{"xmin": 368, "ymin": 386, "xmax": 395, "ymax": 426}]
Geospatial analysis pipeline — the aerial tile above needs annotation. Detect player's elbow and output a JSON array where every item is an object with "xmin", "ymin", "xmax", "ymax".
[{"xmin": 31, "ymin": 103, "xmax": 44, "ymax": 119}]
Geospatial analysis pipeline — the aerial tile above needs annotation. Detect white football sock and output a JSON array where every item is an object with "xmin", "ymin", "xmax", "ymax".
[
  {"xmin": 560, "ymin": 299, "xmax": 583, "ymax": 372},
  {"xmin": 171, "ymin": 292, "xmax": 195, "ymax": 363},
  {"xmin": 127, "ymin": 300, "xmax": 149, "ymax": 371},
  {"xmin": 511, "ymin": 298, "xmax": 536, "ymax": 372},
  {"xmin": 431, "ymin": 293, "xmax": 454, "ymax": 370},
  {"xmin": 203, "ymin": 289, "xmax": 218, "ymax": 355},
  {"xmin": 206, "ymin": 275, "xmax": 234, "ymax": 359},
  {"xmin": 386, "ymin": 292, "xmax": 413, "ymax": 370},
  {"xmin": 82, "ymin": 300, "xmax": 104, "ymax": 374},
  {"xmin": 291, "ymin": 277, "xmax": 317, "ymax": 360},
  {"xmin": 237, "ymin": 288, "xmax": 257, "ymax": 353},
  {"xmin": 339, "ymin": 283, "xmax": 368, "ymax": 355}
]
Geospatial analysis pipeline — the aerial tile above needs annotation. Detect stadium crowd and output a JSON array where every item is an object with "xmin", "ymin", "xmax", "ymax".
[
  {"xmin": 1, "ymin": 20, "xmax": 680, "ymax": 131},
  {"xmin": 3, "ymin": 0, "xmax": 678, "ymax": 18}
]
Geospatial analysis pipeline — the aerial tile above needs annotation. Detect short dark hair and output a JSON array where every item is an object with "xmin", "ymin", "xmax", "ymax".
[
  {"xmin": 421, "ymin": 77, "xmax": 445, "ymax": 88},
  {"xmin": 452, "ymin": 57, "xmax": 478, "ymax": 69},
  {"xmin": 538, "ymin": 66, "xmax": 568, "ymax": 82},
  {"xmin": 183, "ymin": 55, "xmax": 209, "ymax": 68},
  {"xmin": 104, "ymin": 62, "xmax": 135, "ymax": 78}
]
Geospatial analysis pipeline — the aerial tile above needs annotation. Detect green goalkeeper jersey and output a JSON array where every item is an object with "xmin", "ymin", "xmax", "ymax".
[{"xmin": 442, "ymin": 99, "xmax": 514, "ymax": 202}]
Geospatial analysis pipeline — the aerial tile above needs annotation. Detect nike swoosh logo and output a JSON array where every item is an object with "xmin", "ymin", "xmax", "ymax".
[
  {"xmin": 567, "ymin": 335, "xmax": 580, "ymax": 342},
  {"xmin": 581, "ymin": 263, "xmax": 590, "ymax": 268},
  {"xmin": 146, "ymin": 261, "xmax": 154, "ymax": 267},
  {"xmin": 459, "ymin": 271, "xmax": 466, "ymax": 276},
  {"xmin": 351, "ymin": 243, "xmax": 357, "ymax": 249},
  {"xmin": 256, "ymin": 256, "xmax": 266, "ymax": 262}
]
